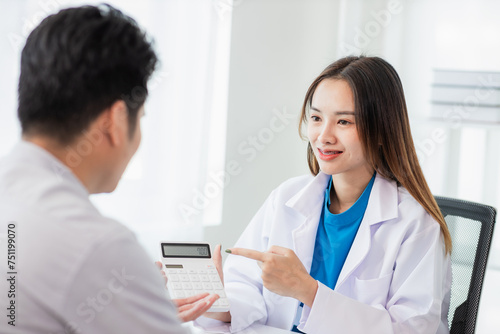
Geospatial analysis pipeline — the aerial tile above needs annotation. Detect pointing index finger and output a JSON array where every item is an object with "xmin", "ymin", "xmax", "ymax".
[{"xmin": 226, "ymin": 247, "xmax": 266, "ymax": 261}]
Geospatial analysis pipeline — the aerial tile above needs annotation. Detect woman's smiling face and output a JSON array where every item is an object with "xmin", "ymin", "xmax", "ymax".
[{"xmin": 307, "ymin": 79, "xmax": 371, "ymax": 178}]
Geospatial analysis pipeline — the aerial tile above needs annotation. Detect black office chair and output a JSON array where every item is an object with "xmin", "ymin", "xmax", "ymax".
[{"xmin": 435, "ymin": 196, "xmax": 496, "ymax": 334}]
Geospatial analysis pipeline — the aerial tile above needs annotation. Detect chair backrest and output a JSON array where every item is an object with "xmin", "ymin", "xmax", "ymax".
[{"xmin": 435, "ymin": 196, "xmax": 496, "ymax": 334}]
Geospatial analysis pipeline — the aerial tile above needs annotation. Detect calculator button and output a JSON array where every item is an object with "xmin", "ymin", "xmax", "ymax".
[
  {"xmin": 212, "ymin": 282, "xmax": 223, "ymax": 289},
  {"xmin": 164, "ymin": 261, "xmax": 228, "ymax": 311},
  {"xmin": 174, "ymin": 291, "xmax": 185, "ymax": 298}
]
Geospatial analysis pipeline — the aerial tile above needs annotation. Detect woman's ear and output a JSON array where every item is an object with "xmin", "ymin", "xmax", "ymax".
[{"xmin": 100, "ymin": 100, "xmax": 129, "ymax": 147}]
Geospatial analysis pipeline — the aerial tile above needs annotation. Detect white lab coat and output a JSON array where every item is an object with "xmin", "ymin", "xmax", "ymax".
[{"xmin": 223, "ymin": 172, "xmax": 451, "ymax": 333}]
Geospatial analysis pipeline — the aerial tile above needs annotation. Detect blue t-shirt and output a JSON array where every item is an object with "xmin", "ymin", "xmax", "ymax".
[
  {"xmin": 291, "ymin": 174, "xmax": 376, "ymax": 332},
  {"xmin": 309, "ymin": 174, "xmax": 376, "ymax": 289}
]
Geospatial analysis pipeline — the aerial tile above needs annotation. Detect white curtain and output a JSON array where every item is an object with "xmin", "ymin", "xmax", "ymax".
[{"xmin": 0, "ymin": 0, "xmax": 232, "ymax": 258}]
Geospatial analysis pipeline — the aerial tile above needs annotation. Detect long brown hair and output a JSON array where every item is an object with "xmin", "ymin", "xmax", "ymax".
[{"xmin": 299, "ymin": 56, "xmax": 452, "ymax": 254}]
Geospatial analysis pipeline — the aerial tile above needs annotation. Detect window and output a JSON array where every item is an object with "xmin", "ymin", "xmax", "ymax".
[{"xmin": 0, "ymin": 0, "xmax": 232, "ymax": 259}]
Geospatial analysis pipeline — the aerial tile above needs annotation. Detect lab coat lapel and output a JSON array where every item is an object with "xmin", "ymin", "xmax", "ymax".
[
  {"xmin": 286, "ymin": 172, "xmax": 330, "ymax": 272},
  {"xmin": 336, "ymin": 174, "xmax": 399, "ymax": 288}
]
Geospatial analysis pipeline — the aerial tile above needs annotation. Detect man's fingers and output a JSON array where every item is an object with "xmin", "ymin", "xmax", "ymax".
[
  {"xmin": 155, "ymin": 261, "xmax": 168, "ymax": 287},
  {"xmin": 173, "ymin": 292, "xmax": 210, "ymax": 307},
  {"xmin": 178, "ymin": 302, "xmax": 199, "ymax": 313},
  {"xmin": 177, "ymin": 294, "xmax": 219, "ymax": 323},
  {"xmin": 177, "ymin": 294, "xmax": 218, "ymax": 312},
  {"xmin": 178, "ymin": 302, "xmax": 206, "ymax": 322},
  {"xmin": 226, "ymin": 247, "xmax": 266, "ymax": 261}
]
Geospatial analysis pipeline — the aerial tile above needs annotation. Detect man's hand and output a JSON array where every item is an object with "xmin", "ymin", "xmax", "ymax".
[
  {"xmin": 226, "ymin": 246, "xmax": 318, "ymax": 307},
  {"xmin": 174, "ymin": 293, "xmax": 219, "ymax": 322},
  {"xmin": 155, "ymin": 260, "xmax": 168, "ymax": 288}
]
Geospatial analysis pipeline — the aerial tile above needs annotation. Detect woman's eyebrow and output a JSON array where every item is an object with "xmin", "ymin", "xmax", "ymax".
[{"xmin": 310, "ymin": 106, "xmax": 355, "ymax": 115}]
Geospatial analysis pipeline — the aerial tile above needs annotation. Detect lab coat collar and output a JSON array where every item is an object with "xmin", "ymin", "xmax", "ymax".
[
  {"xmin": 360, "ymin": 173, "xmax": 399, "ymax": 225},
  {"xmin": 285, "ymin": 171, "xmax": 399, "ymax": 279},
  {"xmin": 335, "ymin": 173, "xmax": 399, "ymax": 287},
  {"xmin": 285, "ymin": 171, "xmax": 398, "ymax": 225},
  {"xmin": 285, "ymin": 172, "xmax": 330, "ymax": 217},
  {"xmin": 286, "ymin": 172, "xmax": 329, "ymax": 272}
]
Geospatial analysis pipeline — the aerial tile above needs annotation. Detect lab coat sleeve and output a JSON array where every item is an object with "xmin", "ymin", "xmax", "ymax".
[
  {"xmin": 224, "ymin": 189, "xmax": 278, "ymax": 332},
  {"xmin": 300, "ymin": 221, "xmax": 451, "ymax": 334}
]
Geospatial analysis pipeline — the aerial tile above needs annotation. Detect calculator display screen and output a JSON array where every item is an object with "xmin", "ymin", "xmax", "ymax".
[{"xmin": 162, "ymin": 243, "xmax": 211, "ymax": 258}]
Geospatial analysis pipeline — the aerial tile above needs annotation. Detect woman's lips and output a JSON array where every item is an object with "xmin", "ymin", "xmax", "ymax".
[{"xmin": 317, "ymin": 148, "xmax": 342, "ymax": 161}]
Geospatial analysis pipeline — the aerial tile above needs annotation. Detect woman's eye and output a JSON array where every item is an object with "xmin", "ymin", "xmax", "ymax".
[
  {"xmin": 311, "ymin": 115, "xmax": 321, "ymax": 122},
  {"xmin": 338, "ymin": 119, "xmax": 352, "ymax": 125}
]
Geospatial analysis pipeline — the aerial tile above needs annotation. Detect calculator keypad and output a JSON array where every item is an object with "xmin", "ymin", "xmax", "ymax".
[{"xmin": 166, "ymin": 265, "xmax": 230, "ymax": 311}]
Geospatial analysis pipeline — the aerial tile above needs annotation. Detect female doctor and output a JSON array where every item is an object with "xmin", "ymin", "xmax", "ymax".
[{"xmin": 201, "ymin": 56, "xmax": 452, "ymax": 334}]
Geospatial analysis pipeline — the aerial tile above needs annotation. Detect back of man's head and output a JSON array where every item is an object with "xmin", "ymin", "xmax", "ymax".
[{"xmin": 18, "ymin": 4, "xmax": 158, "ymax": 144}]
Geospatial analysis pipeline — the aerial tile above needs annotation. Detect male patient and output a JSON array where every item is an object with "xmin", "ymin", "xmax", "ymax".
[{"xmin": 0, "ymin": 5, "xmax": 217, "ymax": 333}]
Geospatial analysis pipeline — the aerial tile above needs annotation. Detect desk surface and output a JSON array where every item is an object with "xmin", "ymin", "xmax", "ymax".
[{"xmin": 189, "ymin": 323, "xmax": 292, "ymax": 333}]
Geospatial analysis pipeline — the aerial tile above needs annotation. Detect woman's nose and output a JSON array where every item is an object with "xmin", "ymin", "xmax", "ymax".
[{"xmin": 318, "ymin": 124, "xmax": 336, "ymax": 144}]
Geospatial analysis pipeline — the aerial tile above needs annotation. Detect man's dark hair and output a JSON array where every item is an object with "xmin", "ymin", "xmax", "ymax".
[{"xmin": 18, "ymin": 4, "xmax": 158, "ymax": 143}]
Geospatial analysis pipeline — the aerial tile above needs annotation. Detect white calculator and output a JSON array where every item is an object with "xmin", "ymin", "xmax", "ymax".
[{"xmin": 160, "ymin": 242, "xmax": 230, "ymax": 312}]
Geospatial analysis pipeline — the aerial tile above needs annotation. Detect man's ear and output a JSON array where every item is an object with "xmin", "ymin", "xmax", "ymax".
[{"xmin": 100, "ymin": 100, "xmax": 129, "ymax": 147}]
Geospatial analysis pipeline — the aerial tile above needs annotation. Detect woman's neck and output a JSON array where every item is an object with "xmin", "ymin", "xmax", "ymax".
[{"xmin": 329, "ymin": 169, "xmax": 374, "ymax": 214}]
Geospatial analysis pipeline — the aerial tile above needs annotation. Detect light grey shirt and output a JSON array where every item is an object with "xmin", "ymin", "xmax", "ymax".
[{"xmin": 0, "ymin": 141, "xmax": 188, "ymax": 334}]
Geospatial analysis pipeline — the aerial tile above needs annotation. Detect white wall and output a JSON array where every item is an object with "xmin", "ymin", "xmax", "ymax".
[{"xmin": 204, "ymin": 0, "xmax": 341, "ymax": 251}]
